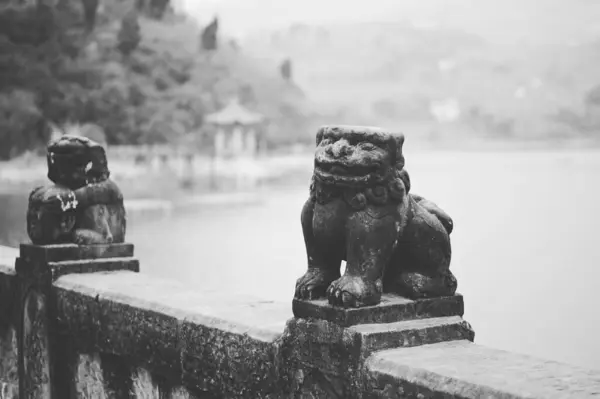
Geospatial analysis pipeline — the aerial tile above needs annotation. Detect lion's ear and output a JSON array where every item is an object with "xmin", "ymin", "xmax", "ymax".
[
  {"xmin": 316, "ymin": 126, "xmax": 328, "ymax": 146},
  {"xmin": 393, "ymin": 133, "xmax": 406, "ymax": 169},
  {"xmin": 399, "ymin": 169, "xmax": 411, "ymax": 194}
]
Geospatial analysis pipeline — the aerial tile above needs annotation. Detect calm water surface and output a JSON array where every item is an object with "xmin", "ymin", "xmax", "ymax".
[{"xmin": 3, "ymin": 149, "xmax": 600, "ymax": 370}]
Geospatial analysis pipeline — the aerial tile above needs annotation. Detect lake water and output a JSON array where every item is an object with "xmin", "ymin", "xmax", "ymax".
[{"xmin": 2, "ymin": 149, "xmax": 600, "ymax": 371}]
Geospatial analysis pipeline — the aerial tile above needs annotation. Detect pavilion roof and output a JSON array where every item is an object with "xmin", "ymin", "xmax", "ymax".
[{"xmin": 205, "ymin": 98, "xmax": 265, "ymax": 125}]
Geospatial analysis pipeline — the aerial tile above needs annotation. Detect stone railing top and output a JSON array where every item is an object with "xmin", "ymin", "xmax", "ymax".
[
  {"xmin": 367, "ymin": 340, "xmax": 600, "ymax": 399},
  {"xmin": 55, "ymin": 270, "xmax": 290, "ymax": 342}
]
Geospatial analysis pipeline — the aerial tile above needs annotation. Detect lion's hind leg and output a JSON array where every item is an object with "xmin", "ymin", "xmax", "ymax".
[
  {"xmin": 392, "ymin": 270, "xmax": 457, "ymax": 299},
  {"xmin": 73, "ymin": 228, "xmax": 112, "ymax": 245},
  {"xmin": 73, "ymin": 205, "xmax": 114, "ymax": 245},
  {"xmin": 385, "ymin": 197, "xmax": 457, "ymax": 299}
]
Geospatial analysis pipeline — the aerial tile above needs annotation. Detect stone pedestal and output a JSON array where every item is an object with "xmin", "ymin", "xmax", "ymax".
[
  {"xmin": 15, "ymin": 243, "xmax": 138, "ymax": 399},
  {"xmin": 285, "ymin": 294, "xmax": 475, "ymax": 399}
]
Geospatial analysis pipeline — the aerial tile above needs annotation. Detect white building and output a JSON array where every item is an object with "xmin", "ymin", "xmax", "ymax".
[{"xmin": 205, "ymin": 98, "xmax": 267, "ymax": 159}]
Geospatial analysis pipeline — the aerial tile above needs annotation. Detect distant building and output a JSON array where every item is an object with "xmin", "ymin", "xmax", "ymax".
[{"xmin": 205, "ymin": 98, "xmax": 267, "ymax": 159}]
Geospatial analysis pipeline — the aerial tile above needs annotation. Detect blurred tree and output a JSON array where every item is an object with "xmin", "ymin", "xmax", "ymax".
[
  {"xmin": 117, "ymin": 11, "xmax": 141, "ymax": 57},
  {"xmin": 149, "ymin": 0, "xmax": 169, "ymax": 19},
  {"xmin": 0, "ymin": 90, "xmax": 45, "ymax": 160},
  {"xmin": 0, "ymin": 0, "xmax": 310, "ymax": 157},
  {"xmin": 200, "ymin": 17, "xmax": 218, "ymax": 51},
  {"xmin": 134, "ymin": 0, "xmax": 170, "ymax": 19},
  {"xmin": 0, "ymin": 3, "xmax": 55, "ymax": 46},
  {"xmin": 280, "ymin": 58, "xmax": 292, "ymax": 81},
  {"xmin": 81, "ymin": 0, "xmax": 99, "ymax": 32}
]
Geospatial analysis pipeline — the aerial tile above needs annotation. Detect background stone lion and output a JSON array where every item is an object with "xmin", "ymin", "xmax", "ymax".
[{"xmin": 27, "ymin": 135, "xmax": 126, "ymax": 245}]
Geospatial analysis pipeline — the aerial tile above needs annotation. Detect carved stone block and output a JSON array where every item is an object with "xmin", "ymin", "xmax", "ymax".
[{"xmin": 287, "ymin": 295, "xmax": 474, "ymax": 399}]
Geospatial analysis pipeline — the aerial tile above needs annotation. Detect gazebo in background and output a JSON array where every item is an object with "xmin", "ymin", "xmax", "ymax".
[{"xmin": 204, "ymin": 98, "xmax": 267, "ymax": 159}]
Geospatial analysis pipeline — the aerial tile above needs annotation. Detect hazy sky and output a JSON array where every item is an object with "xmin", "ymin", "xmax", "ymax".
[{"xmin": 181, "ymin": 0, "xmax": 600, "ymax": 45}]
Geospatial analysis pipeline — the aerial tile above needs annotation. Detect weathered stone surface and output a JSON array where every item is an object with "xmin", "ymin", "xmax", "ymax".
[
  {"xmin": 74, "ymin": 353, "xmax": 108, "ymax": 398},
  {"xmin": 53, "ymin": 271, "xmax": 291, "ymax": 398},
  {"xmin": 20, "ymin": 287, "xmax": 52, "ymax": 398},
  {"xmin": 366, "ymin": 340, "xmax": 600, "ymax": 399},
  {"xmin": 350, "ymin": 316, "xmax": 474, "ymax": 354},
  {"xmin": 0, "ymin": 265, "xmax": 17, "ymax": 329},
  {"xmin": 98, "ymin": 299, "xmax": 181, "ymax": 378},
  {"xmin": 27, "ymin": 135, "xmax": 126, "ymax": 245},
  {"xmin": 282, "ymin": 314, "xmax": 474, "ymax": 398},
  {"xmin": 7, "ymin": 258, "xmax": 599, "ymax": 399},
  {"xmin": 100, "ymin": 354, "xmax": 133, "ymax": 398},
  {"xmin": 11, "ymin": 243, "xmax": 137, "ymax": 399},
  {"xmin": 281, "ymin": 318, "xmax": 356, "ymax": 398},
  {"xmin": 54, "ymin": 273, "xmax": 181, "ymax": 378},
  {"xmin": 49, "ymin": 257, "xmax": 139, "ymax": 281},
  {"xmin": 19, "ymin": 243, "xmax": 134, "ymax": 263},
  {"xmin": 181, "ymin": 319, "xmax": 282, "ymax": 398},
  {"xmin": 0, "ymin": 327, "xmax": 18, "ymax": 399},
  {"xmin": 53, "ymin": 271, "xmax": 290, "ymax": 340},
  {"xmin": 295, "ymin": 125, "xmax": 457, "ymax": 308},
  {"xmin": 293, "ymin": 293, "xmax": 464, "ymax": 327},
  {"xmin": 15, "ymin": 244, "xmax": 139, "ymax": 285}
]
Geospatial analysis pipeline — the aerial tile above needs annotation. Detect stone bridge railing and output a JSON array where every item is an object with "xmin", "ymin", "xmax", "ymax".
[
  {"xmin": 1, "ymin": 243, "xmax": 599, "ymax": 399},
  {"xmin": 3, "ymin": 127, "xmax": 600, "ymax": 398}
]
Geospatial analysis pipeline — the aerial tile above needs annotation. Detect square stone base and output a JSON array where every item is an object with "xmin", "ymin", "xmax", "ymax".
[
  {"xmin": 15, "ymin": 243, "xmax": 138, "ymax": 281},
  {"xmin": 292, "ymin": 293, "xmax": 464, "ymax": 327}
]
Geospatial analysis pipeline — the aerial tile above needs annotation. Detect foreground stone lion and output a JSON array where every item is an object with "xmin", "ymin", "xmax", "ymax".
[
  {"xmin": 295, "ymin": 125, "xmax": 457, "ymax": 308},
  {"xmin": 27, "ymin": 135, "xmax": 126, "ymax": 245}
]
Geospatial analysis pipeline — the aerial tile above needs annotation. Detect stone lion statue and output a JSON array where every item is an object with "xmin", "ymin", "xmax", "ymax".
[
  {"xmin": 295, "ymin": 125, "xmax": 457, "ymax": 308},
  {"xmin": 27, "ymin": 135, "xmax": 126, "ymax": 245}
]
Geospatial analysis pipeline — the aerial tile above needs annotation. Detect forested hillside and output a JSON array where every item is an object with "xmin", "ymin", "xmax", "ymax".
[
  {"xmin": 0, "ymin": 0, "xmax": 312, "ymax": 160},
  {"xmin": 244, "ymin": 18, "xmax": 600, "ymax": 142}
]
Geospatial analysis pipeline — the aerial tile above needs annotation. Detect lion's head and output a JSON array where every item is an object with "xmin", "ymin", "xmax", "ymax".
[
  {"xmin": 47, "ymin": 135, "xmax": 110, "ymax": 189},
  {"xmin": 313, "ymin": 125, "xmax": 408, "ymax": 190}
]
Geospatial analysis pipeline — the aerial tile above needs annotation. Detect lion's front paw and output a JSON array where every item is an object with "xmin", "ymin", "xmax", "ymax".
[
  {"xmin": 326, "ymin": 275, "xmax": 382, "ymax": 308},
  {"xmin": 295, "ymin": 268, "xmax": 339, "ymax": 300}
]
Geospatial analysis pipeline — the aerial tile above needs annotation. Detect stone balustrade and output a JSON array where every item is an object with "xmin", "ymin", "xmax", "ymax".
[
  {"xmin": 1, "ymin": 243, "xmax": 599, "ymax": 398},
  {"xmin": 2, "ymin": 126, "xmax": 600, "ymax": 398}
]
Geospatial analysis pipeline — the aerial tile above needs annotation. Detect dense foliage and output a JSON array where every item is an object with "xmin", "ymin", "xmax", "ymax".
[{"xmin": 0, "ymin": 0, "xmax": 311, "ymax": 160}]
